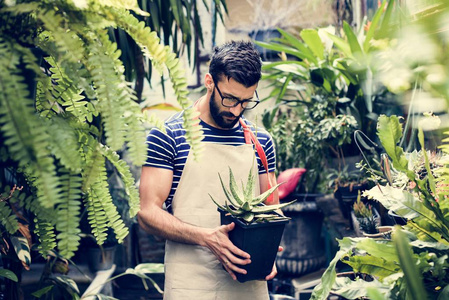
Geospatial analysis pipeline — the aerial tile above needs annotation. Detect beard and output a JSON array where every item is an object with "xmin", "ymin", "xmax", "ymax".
[{"xmin": 209, "ymin": 90, "xmax": 243, "ymax": 129}]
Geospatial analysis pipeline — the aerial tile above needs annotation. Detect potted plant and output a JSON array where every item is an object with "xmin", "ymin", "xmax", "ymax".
[
  {"xmin": 350, "ymin": 192, "xmax": 390, "ymax": 238},
  {"xmin": 209, "ymin": 167, "xmax": 295, "ymax": 282},
  {"xmin": 310, "ymin": 114, "xmax": 449, "ymax": 299}
]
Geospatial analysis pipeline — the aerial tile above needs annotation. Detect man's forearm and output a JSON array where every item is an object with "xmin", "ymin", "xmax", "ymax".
[{"xmin": 137, "ymin": 205, "xmax": 209, "ymax": 246}]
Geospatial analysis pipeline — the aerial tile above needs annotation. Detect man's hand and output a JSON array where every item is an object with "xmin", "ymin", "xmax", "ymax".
[
  {"xmin": 265, "ymin": 246, "xmax": 283, "ymax": 281},
  {"xmin": 203, "ymin": 222, "xmax": 251, "ymax": 281}
]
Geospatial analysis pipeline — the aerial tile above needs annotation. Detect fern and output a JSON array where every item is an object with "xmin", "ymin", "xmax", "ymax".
[
  {"xmin": 85, "ymin": 31, "xmax": 129, "ymax": 151},
  {"xmin": 107, "ymin": 8, "xmax": 204, "ymax": 160},
  {"xmin": 100, "ymin": 145, "xmax": 140, "ymax": 217},
  {"xmin": 34, "ymin": 218, "xmax": 57, "ymax": 256},
  {"xmin": 44, "ymin": 56, "xmax": 92, "ymax": 123},
  {"xmin": 55, "ymin": 171, "xmax": 82, "ymax": 258},
  {"xmin": 86, "ymin": 164, "xmax": 129, "ymax": 244},
  {"xmin": 0, "ymin": 201, "xmax": 18, "ymax": 234},
  {"xmin": 0, "ymin": 39, "xmax": 62, "ymax": 209}
]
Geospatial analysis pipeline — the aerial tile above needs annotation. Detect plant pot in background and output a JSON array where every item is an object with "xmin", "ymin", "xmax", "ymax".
[
  {"xmin": 386, "ymin": 210, "xmax": 408, "ymax": 226},
  {"xmin": 87, "ymin": 246, "xmax": 116, "ymax": 273},
  {"xmin": 276, "ymin": 194, "xmax": 327, "ymax": 277},
  {"xmin": 334, "ymin": 183, "xmax": 368, "ymax": 228},
  {"xmin": 351, "ymin": 207, "xmax": 381, "ymax": 237},
  {"xmin": 218, "ymin": 207, "xmax": 289, "ymax": 283}
]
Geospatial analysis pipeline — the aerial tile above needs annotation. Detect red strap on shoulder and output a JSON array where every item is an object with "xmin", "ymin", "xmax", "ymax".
[{"xmin": 239, "ymin": 119, "xmax": 274, "ymax": 204}]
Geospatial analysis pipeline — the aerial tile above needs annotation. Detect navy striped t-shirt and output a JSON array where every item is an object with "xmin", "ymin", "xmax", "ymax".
[{"xmin": 144, "ymin": 111, "xmax": 276, "ymax": 212}]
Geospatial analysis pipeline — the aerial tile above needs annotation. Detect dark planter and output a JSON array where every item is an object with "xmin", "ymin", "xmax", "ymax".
[
  {"xmin": 218, "ymin": 207, "xmax": 289, "ymax": 283},
  {"xmin": 275, "ymin": 194, "xmax": 326, "ymax": 276},
  {"xmin": 87, "ymin": 246, "xmax": 116, "ymax": 273},
  {"xmin": 386, "ymin": 210, "xmax": 407, "ymax": 226},
  {"xmin": 334, "ymin": 183, "xmax": 368, "ymax": 228}
]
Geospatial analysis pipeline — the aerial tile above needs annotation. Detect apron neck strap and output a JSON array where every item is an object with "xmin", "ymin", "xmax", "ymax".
[{"xmin": 239, "ymin": 119, "xmax": 274, "ymax": 204}]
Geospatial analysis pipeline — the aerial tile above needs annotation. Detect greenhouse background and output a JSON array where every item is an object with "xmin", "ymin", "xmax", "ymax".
[{"xmin": 1, "ymin": 0, "xmax": 448, "ymax": 299}]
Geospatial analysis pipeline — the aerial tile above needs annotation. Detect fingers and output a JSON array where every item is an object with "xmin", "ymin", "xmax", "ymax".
[
  {"xmin": 220, "ymin": 223, "xmax": 250, "ymax": 259},
  {"xmin": 265, "ymin": 264, "xmax": 278, "ymax": 281}
]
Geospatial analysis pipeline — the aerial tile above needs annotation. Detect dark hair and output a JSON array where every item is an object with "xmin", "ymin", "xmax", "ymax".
[{"xmin": 209, "ymin": 40, "xmax": 262, "ymax": 87}]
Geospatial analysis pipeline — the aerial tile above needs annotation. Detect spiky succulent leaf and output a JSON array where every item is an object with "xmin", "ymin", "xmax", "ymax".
[
  {"xmin": 252, "ymin": 182, "xmax": 285, "ymax": 205},
  {"xmin": 242, "ymin": 212, "xmax": 255, "ymax": 223},
  {"xmin": 244, "ymin": 167, "xmax": 254, "ymax": 201},
  {"xmin": 228, "ymin": 167, "xmax": 244, "ymax": 205},
  {"xmin": 241, "ymin": 201, "xmax": 253, "ymax": 212},
  {"xmin": 209, "ymin": 194, "xmax": 227, "ymax": 212},
  {"xmin": 218, "ymin": 173, "xmax": 241, "ymax": 208},
  {"xmin": 252, "ymin": 200, "xmax": 296, "ymax": 213}
]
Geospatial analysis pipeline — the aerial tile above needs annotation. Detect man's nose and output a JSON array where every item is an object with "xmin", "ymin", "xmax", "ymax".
[{"xmin": 229, "ymin": 105, "xmax": 243, "ymax": 116}]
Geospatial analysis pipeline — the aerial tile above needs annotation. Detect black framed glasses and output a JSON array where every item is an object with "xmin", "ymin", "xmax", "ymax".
[{"xmin": 214, "ymin": 82, "xmax": 260, "ymax": 110}]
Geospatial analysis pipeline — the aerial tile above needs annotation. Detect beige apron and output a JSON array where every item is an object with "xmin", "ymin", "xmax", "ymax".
[{"xmin": 164, "ymin": 142, "xmax": 269, "ymax": 300}]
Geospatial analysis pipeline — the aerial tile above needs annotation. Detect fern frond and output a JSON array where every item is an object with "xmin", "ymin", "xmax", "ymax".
[
  {"xmin": 55, "ymin": 171, "xmax": 82, "ymax": 259},
  {"xmin": 97, "ymin": 0, "xmax": 149, "ymax": 16},
  {"xmin": 36, "ymin": 10, "xmax": 85, "ymax": 63},
  {"xmin": 143, "ymin": 112, "xmax": 166, "ymax": 133},
  {"xmin": 86, "ymin": 163, "xmax": 129, "ymax": 244},
  {"xmin": 84, "ymin": 191, "xmax": 109, "ymax": 245},
  {"xmin": 0, "ymin": 39, "xmax": 62, "ymax": 208},
  {"xmin": 100, "ymin": 145, "xmax": 140, "ymax": 217},
  {"xmin": 0, "ymin": 201, "xmax": 19, "ymax": 234},
  {"xmin": 85, "ymin": 30, "xmax": 130, "ymax": 151},
  {"xmin": 124, "ymin": 101, "xmax": 147, "ymax": 166},
  {"xmin": 82, "ymin": 143, "xmax": 106, "ymax": 191},
  {"xmin": 107, "ymin": 8, "xmax": 204, "ymax": 160},
  {"xmin": 34, "ymin": 218, "xmax": 57, "ymax": 256},
  {"xmin": 44, "ymin": 118, "xmax": 83, "ymax": 172},
  {"xmin": 44, "ymin": 56, "xmax": 92, "ymax": 123}
]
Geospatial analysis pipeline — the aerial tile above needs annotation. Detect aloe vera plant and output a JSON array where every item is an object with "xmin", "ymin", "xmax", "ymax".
[{"xmin": 209, "ymin": 167, "xmax": 295, "ymax": 224}]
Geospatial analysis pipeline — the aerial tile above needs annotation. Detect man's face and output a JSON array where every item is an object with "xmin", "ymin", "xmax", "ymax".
[
  {"xmin": 209, "ymin": 89, "xmax": 243, "ymax": 129},
  {"xmin": 209, "ymin": 78, "xmax": 257, "ymax": 129}
]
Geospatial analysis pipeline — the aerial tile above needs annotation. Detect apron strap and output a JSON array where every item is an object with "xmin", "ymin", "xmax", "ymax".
[{"xmin": 239, "ymin": 118, "xmax": 274, "ymax": 204}]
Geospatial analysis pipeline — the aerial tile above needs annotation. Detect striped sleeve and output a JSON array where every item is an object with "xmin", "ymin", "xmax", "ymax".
[
  {"xmin": 264, "ymin": 133, "xmax": 276, "ymax": 173},
  {"xmin": 144, "ymin": 127, "xmax": 176, "ymax": 170}
]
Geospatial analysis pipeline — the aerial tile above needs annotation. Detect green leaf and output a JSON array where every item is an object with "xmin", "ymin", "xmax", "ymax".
[
  {"xmin": 393, "ymin": 228, "xmax": 428, "ymax": 300},
  {"xmin": 325, "ymin": 32, "xmax": 351, "ymax": 57},
  {"xmin": 277, "ymin": 28, "xmax": 317, "ymax": 64},
  {"xmin": 228, "ymin": 167, "xmax": 244, "ymax": 205},
  {"xmin": 244, "ymin": 167, "xmax": 254, "ymax": 202},
  {"xmin": 0, "ymin": 268, "xmax": 18, "ymax": 282},
  {"xmin": 255, "ymin": 41, "xmax": 309, "ymax": 61},
  {"xmin": 311, "ymin": 237, "xmax": 364, "ymax": 299},
  {"xmin": 300, "ymin": 29, "xmax": 324, "ymax": 60},
  {"xmin": 252, "ymin": 182, "xmax": 285, "ymax": 205},
  {"xmin": 343, "ymin": 21, "xmax": 363, "ymax": 56},
  {"xmin": 346, "ymin": 255, "xmax": 399, "ymax": 280},
  {"xmin": 251, "ymin": 200, "xmax": 295, "ymax": 213},
  {"xmin": 377, "ymin": 115, "xmax": 411, "ymax": 175},
  {"xmin": 218, "ymin": 173, "xmax": 241, "ymax": 207},
  {"xmin": 134, "ymin": 263, "xmax": 164, "ymax": 274},
  {"xmin": 363, "ymin": 0, "xmax": 387, "ymax": 52},
  {"xmin": 32, "ymin": 285, "xmax": 53, "ymax": 298},
  {"xmin": 10, "ymin": 236, "xmax": 31, "ymax": 268}
]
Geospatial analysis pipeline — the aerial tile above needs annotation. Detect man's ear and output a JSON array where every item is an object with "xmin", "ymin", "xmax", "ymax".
[{"xmin": 204, "ymin": 73, "xmax": 214, "ymax": 91}]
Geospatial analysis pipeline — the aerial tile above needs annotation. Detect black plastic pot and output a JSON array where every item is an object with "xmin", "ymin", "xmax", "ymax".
[
  {"xmin": 218, "ymin": 207, "xmax": 289, "ymax": 283},
  {"xmin": 334, "ymin": 183, "xmax": 368, "ymax": 228},
  {"xmin": 86, "ymin": 246, "xmax": 116, "ymax": 273}
]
